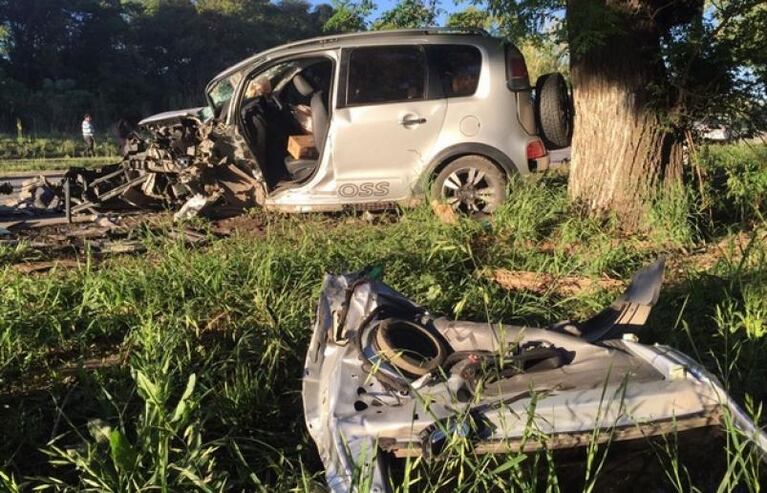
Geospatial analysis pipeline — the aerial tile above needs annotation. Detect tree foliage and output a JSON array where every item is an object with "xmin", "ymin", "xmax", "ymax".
[
  {"xmin": 324, "ymin": 0, "xmax": 375, "ymax": 32},
  {"xmin": 0, "ymin": 0, "xmax": 763, "ymax": 141},
  {"xmin": 445, "ymin": 6, "xmax": 494, "ymax": 30},
  {"xmin": 0, "ymin": 0, "xmax": 332, "ymax": 133},
  {"xmin": 372, "ymin": 0, "xmax": 441, "ymax": 29}
]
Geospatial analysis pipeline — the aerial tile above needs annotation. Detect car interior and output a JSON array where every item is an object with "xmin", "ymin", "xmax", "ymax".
[{"xmin": 239, "ymin": 57, "xmax": 333, "ymax": 189}]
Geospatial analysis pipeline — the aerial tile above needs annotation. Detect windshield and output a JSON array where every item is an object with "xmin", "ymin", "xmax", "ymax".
[{"xmin": 206, "ymin": 72, "xmax": 242, "ymax": 119}]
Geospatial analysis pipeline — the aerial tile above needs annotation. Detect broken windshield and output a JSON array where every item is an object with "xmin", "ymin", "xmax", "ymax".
[{"xmin": 206, "ymin": 72, "xmax": 242, "ymax": 119}]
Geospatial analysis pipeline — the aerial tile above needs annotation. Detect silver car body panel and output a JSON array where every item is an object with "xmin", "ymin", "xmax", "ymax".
[
  {"xmin": 204, "ymin": 31, "xmax": 548, "ymax": 213},
  {"xmin": 302, "ymin": 265, "xmax": 767, "ymax": 492},
  {"xmin": 138, "ymin": 107, "xmax": 205, "ymax": 127}
]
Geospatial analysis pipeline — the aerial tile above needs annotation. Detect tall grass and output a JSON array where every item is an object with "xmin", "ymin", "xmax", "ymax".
[
  {"xmin": 0, "ymin": 156, "xmax": 117, "ymax": 173},
  {"xmin": 697, "ymin": 142, "xmax": 767, "ymax": 225},
  {"xmin": 0, "ymin": 134, "xmax": 119, "ymax": 161},
  {"xmin": 1, "ymin": 146, "xmax": 766, "ymax": 490}
]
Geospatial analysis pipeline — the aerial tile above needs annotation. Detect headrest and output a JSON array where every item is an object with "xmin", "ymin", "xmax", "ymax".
[{"xmin": 292, "ymin": 74, "xmax": 314, "ymax": 97}]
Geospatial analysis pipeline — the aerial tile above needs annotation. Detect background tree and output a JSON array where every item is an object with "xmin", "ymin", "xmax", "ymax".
[
  {"xmin": 373, "ymin": 0, "xmax": 440, "ymax": 29},
  {"xmin": 0, "ymin": 0, "xmax": 331, "ymax": 134},
  {"xmin": 483, "ymin": 0, "xmax": 766, "ymax": 226},
  {"xmin": 445, "ymin": 6, "xmax": 494, "ymax": 30},
  {"xmin": 324, "ymin": 0, "xmax": 375, "ymax": 32}
]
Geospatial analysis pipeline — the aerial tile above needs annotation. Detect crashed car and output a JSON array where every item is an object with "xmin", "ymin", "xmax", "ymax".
[
  {"xmin": 302, "ymin": 259, "xmax": 767, "ymax": 492},
  {"xmin": 61, "ymin": 27, "xmax": 572, "ymax": 218}
]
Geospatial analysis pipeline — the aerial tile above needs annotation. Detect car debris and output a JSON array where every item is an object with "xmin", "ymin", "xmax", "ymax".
[
  {"xmin": 0, "ymin": 116, "xmax": 263, "ymax": 228},
  {"xmin": 1, "ymin": 175, "xmax": 63, "ymax": 215},
  {"xmin": 303, "ymin": 259, "xmax": 767, "ymax": 492},
  {"xmin": 63, "ymin": 116, "xmax": 263, "ymax": 218}
]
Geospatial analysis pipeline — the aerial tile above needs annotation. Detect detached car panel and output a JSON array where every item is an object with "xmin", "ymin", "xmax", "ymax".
[{"xmin": 302, "ymin": 260, "xmax": 767, "ymax": 492}]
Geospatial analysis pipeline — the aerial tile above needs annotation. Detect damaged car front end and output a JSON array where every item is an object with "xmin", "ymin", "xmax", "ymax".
[
  {"xmin": 303, "ymin": 260, "xmax": 767, "ymax": 492},
  {"xmin": 64, "ymin": 105, "xmax": 265, "ymax": 219}
]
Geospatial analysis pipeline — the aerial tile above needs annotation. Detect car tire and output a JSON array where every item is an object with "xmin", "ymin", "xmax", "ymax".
[
  {"xmin": 535, "ymin": 72, "xmax": 573, "ymax": 150},
  {"xmin": 432, "ymin": 155, "xmax": 507, "ymax": 215}
]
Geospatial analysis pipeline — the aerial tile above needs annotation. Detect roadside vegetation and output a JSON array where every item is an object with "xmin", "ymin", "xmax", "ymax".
[
  {"xmin": 0, "ymin": 142, "xmax": 765, "ymax": 491},
  {"xmin": 0, "ymin": 157, "xmax": 118, "ymax": 173},
  {"xmin": 0, "ymin": 135, "xmax": 119, "ymax": 161},
  {"xmin": 0, "ymin": 134, "xmax": 121, "ymax": 173}
]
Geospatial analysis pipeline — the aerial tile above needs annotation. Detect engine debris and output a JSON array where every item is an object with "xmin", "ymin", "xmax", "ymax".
[{"xmin": 3, "ymin": 116, "xmax": 264, "ymax": 226}]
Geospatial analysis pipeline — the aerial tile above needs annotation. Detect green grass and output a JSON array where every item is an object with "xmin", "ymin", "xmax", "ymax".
[
  {"xmin": 696, "ymin": 141, "xmax": 767, "ymax": 225},
  {"xmin": 0, "ymin": 147, "xmax": 766, "ymax": 490},
  {"xmin": 0, "ymin": 134, "xmax": 119, "ymax": 160},
  {"xmin": 0, "ymin": 133, "xmax": 120, "ymax": 173},
  {"xmin": 0, "ymin": 156, "xmax": 119, "ymax": 173}
]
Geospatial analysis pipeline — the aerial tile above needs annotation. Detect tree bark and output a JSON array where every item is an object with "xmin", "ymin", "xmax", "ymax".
[{"xmin": 567, "ymin": 0, "xmax": 685, "ymax": 229}]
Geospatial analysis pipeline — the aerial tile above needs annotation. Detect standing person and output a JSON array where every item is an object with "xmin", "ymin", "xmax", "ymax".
[
  {"xmin": 115, "ymin": 118, "xmax": 133, "ymax": 155},
  {"xmin": 81, "ymin": 114, "xmax": 95, "ymax": 157}
]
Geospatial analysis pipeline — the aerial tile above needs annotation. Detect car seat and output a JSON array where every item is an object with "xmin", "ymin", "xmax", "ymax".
[{"xmin": 285, "ymin": 73, "xmax": 328, "ymax": 182}]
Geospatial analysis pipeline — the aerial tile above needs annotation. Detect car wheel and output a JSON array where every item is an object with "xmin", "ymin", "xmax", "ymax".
[
  {"xmin": 534, "ymin": 72, "xmax": 573, "ymax": 150},
  {"xmin": 432, "ymin": 156, "xmax": 507, "ymax": 215}
]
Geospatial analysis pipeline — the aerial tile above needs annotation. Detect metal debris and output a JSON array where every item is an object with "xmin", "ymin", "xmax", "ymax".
[
  {"xmin": 303, "ymin": 260, "xmax": 767, "ymax": 492},
  {"xmin": 3, "ymin": 116, "xmax": 263, "ymax": 227}
]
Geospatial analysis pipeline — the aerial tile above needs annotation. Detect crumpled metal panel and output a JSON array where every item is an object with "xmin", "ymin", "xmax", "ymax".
[
  {"xmin": 26, "ymin": 116, "xmax": 265, "ymax": 220},
  {"xmin": 303, "ymin": 264, "xmax": 767, "ymax": 493}
]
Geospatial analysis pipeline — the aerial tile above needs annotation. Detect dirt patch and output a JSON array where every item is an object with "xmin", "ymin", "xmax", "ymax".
[
  {"xmin": 209, "ymin": 212, "xmax": 266, "ymax": 236},
  {"xmin": 666, "ymin": 229, "xmax": 767, "ymax": 274},
  {"xmin": 431, "ymin": 200, "xmax": 458, "ymax": 225},
  {"xmin": 488, "ymin": 268, "xmax": 624, "ymax": 296}
]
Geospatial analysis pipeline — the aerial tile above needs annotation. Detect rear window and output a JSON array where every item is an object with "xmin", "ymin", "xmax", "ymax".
[
  {"xmin": 347, "ymin": 46, "xmax": 426, "ymax": 105},
  {"xmin": 430, "ymin": 45, "xmax": 482, "ymax": 98}
]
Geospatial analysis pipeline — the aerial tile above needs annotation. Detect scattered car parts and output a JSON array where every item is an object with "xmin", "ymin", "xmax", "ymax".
[
  {"xmin": 64, "ymin": 115, "xmax": 264, "ymax": 218},
  {"xmin": 0, "ymin": 115, "xmax": 265, "ymax": 230},
  {"xmin": 303, "ymin": 259, "xmax": 767, "ymax": 492}
]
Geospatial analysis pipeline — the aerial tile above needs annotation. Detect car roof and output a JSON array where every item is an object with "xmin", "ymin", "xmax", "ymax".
[{"xmin": 208, "ymin": 28, "xmax": 503, "ymax": 89}]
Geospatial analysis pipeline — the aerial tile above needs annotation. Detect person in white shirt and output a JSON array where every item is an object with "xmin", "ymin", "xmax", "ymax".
[{"xmin": 81, "ymin": 114, "xmax": 95, "ymax": 157}]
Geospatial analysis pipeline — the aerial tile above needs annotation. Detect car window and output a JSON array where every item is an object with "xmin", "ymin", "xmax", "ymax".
[
  {"xmin": 207, "ymin": 72, "xmax": 242, "ymax": 118},
  {"xmin": 347, "ymin": 46, "xmax": 426, "ymax": 105},
  {"xmin": 430, "ymin": 45, "xmax": 481, "ymax": 98}
]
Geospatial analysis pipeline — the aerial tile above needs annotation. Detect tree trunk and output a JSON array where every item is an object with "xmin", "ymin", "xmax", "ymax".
[{"xmin": 566, "ymin": 0, "xmax": 684, "ymax": 229}]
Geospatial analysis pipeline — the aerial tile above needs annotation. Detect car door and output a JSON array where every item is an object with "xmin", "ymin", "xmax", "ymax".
[{"xmin": 329, "ymin": 45, "xmax": 447, "ymax": 202}]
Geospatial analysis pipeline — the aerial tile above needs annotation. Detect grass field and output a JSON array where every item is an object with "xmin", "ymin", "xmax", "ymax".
[
  {"xmin": 0, "ymin": 144, "xmax": 765, "ymax": 491},
  {"xmin": 0, "ymin": 134, "xmax": 119, "ymax": 160},
  {"xmin": 0, "ymin": 134, "xmax": 120, "ymax": 175},
  {"xmin": 0, "ymin": 156, "xmax": 118, "ymax": 173}
]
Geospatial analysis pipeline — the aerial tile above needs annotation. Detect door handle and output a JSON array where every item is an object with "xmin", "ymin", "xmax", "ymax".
[{"xmin": 401, "ymin": 116, "xmax": 427, "ymax": 126}]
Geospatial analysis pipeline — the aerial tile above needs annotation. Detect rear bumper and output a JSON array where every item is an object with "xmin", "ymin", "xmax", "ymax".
[{"xmin": 529, "ymin": 153, "xmax": 551, "ymax": 172}]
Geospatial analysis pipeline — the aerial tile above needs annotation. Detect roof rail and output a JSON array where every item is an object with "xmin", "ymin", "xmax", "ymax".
[
  {"xmin": 210, "ymin": 27, "xmax": 491, "ymax": 85},
  {"xmin": 268, "ymin": 27, "xmax": 491, "ymax": 52}
]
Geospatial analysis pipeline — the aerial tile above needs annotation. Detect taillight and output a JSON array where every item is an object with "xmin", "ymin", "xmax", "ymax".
[
  {"xmin": 505, "ymin": 45, "xmax": 530, "ymax": 91},
  {"xmin": 526, "ymin": 139, "xmax": 547, "ymax": 159}
]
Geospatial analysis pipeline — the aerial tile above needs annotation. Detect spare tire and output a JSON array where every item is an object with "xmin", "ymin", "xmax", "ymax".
[{"xmin": 534, "ymin": 72, "xmax": 573, "ymax": 150}]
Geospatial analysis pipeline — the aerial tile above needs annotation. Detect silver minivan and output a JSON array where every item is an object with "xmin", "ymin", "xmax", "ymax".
[{"xmin": 142, "ymin": 28, "xmax": 569, "ymax": 215}]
